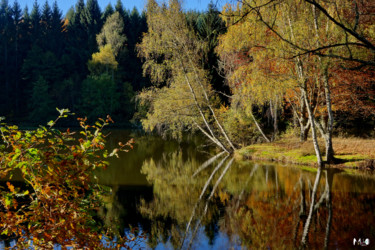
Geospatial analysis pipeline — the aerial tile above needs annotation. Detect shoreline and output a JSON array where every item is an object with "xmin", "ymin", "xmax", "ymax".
[{"xmin": 235, "ymin": 137, "xmax": 375, "ymax": 171}]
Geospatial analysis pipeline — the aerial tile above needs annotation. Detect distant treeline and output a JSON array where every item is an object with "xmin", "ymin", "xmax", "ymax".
[{"xmin": 0, "ymin": 0, "xmax": 149, "ymax": 124}]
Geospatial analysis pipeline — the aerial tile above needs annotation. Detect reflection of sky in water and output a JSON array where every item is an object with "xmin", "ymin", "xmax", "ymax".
[
  {"xmin": 135, "ymin": 229, "xmax": 242, "ymax": 250},
  {"xmin": 94, "ymin": 131, "xmax": 375, "ymax": 249}
]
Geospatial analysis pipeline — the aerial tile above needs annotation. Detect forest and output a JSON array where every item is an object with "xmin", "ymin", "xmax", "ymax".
[
  {"xmin": 0, "ymin": 0, "xmax": 149, "ymax": 124},
  {"xmin": 1, "ymin": 0, "xmax": 374, "ymax": 156},
  {"xmin": 0, "ymin": 0, "xmax": 375, "ymax": 248}
]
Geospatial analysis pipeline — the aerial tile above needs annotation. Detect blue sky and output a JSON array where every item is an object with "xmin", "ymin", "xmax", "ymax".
[{"xmin": 8, "ymin": 0, "xmax": 224, "ymax": 15}]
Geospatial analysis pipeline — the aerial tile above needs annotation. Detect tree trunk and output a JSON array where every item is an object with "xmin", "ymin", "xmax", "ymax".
[
  {"xmin": 270, "ymin": 99, "xmax": 278, "ymax": 141},
  {"xmin": 250, "ymin": 111, "xmax": 271, "ymax": 143},
  {"xmin": 178, "ymin": 54, "xmax": 235, "ymax": 153},
  {"xmin": 302, "ymin": 87, "xmax": 324, "ymax": 167},
  {"xmin": 312, "ymin": 5, "xmax": 335, "ymax": 164},
  {"xmin": 179, "ymin": 39, "xmax": 236, "ymax": 152},
  {"xmin": 323, "ymin": 68, "xmax": 335, "ymax": 163},
  {"xmin": 178, "ymin": 58, "xmax": 230, "ymax": 153}
]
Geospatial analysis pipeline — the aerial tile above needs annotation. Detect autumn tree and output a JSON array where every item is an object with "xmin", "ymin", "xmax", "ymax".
[
  {"xmin": 0, "ymin": 110, "xmax": 136, "ymax": 248},
  {"xmin": 218, "ymin": 0, "xmax": 375, "ymax": 165},
  {"xmin": 217, "ymin": 2, "xmax": 294, "ymax": 143},
  {"xmin": 138, "ymin": 0, "xmax": 235, "ymax": 153},
  {"xmin": 97, "ymin": 11, "xmax": 126, "ymax": 57}
]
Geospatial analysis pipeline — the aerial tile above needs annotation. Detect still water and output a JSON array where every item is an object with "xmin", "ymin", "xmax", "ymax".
[{"xmin": 96, "ymin": 130, "xmax": 375, "ymax": 249}]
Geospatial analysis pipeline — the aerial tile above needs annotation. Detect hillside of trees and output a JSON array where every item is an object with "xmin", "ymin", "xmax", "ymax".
[{"xmin": 0, "ymin": 0, "xmax": 149, "ymax": 124}]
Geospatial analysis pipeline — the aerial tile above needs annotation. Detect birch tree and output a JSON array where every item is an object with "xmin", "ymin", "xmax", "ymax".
[{"xmin": 137, "ymin": 0, "xmax": 236, "ymax": 153}]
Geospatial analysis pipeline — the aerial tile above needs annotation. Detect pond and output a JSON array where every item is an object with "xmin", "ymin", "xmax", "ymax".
[{"xmin": 94, "ymin": 130, "xmax": 375, "ymax": 249}]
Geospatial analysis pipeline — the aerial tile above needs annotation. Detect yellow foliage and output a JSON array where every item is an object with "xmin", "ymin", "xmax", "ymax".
[{"xmin": 88, "ymin": 44, "xmax": 118, "ymax": 75}]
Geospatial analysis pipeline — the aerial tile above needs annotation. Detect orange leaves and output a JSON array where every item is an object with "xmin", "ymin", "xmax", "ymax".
[
  {"xmin": 6, "ymin": 182, "xmax": 15, "ymax": 192},
  {"xmin": 0, "ymin": 114, "xmax": 135, "ymax": 248}
]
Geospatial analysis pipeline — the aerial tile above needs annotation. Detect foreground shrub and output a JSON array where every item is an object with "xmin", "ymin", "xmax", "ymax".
[{"xmin": 0, "ymin": 109, "xmax": 139, "ymax": 249}]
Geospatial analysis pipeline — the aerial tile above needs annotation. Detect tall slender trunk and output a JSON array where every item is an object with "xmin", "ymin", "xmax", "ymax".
[
  {"xmin": 250, "ymin": 111, "xmax": 271, "ymax": 142},
  {"xmin": 178, "ymin": 36, "xmax": 236, "ymax": 152},
  {"xmin": 178, "ymin": 57, "xmax": 230, "ymax": 153},
  {"xmin": 312, "ymin": 4, "xmax": 335, "ymax": 163},
  {"xmin": 289, "ymin": 96, "xmax": 310, "ymax": 141},
  {"xmin": 294, "ymin": 51, "xmax": 323, "ymax": 166},
  {"xmin": 270, "ymin": 98, "xmax": 278, "ymax": 141},
  {"xmin": 299, "ymin": 97, "xmax": 311, "ymax": 141},
  {"xmin": 302, "ymin": 86, "xmax": 324, "ymax": 167},
  {"xmin": 323, "ymin": 68, "xmax": 334, "ymax": 163}
]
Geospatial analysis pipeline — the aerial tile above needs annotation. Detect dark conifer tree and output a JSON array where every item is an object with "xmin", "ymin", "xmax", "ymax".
[
  {"xmin": 73, "ymin": 0, "xmax": 85, "ymax": 27},
  {"xmin": 0, "ymin": 0, "xmax": 12, "ymax": 114},
  {"xmin": 30, "ymin": 0, "xmax": 41, "ymax": 42},
  {"xmin": 11, "ymin": 0, "xmax": 22, "ymax": 112},
  {"xmin": 50, "ymin": 1, "xmax": 63, "ymax": 56},
  {"xmin": 102, "ymin": 3, "xmax": 114, "ymax": 21},
  {"xmin": 66, "ymin": 0, "xmax": 90, "ymax": 85},
  {"xmin": 85, "ymin": 0, "xmax": 102, "ymax": 52},
  {"xmin": 115, "ymin": 0, "xmax": 125, "ymax": 19},
  {"xmin": 115, "ymin": 0, "xmax": 129, "ymax": 35},
  {"xmin": 40, "ymin": 1, "xmax": 52, "ymax": 49},
  {"xmin": 197, "ymin": 3, "xmax": 228, "ymax": 101}
]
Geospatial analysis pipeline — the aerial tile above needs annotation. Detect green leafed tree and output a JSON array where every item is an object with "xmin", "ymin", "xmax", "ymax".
[
  {"xmin": 29, "ymin": 75, "xmax": 54, "ymax": 121},
  {"xmin": 96, "ymin": 11, "xmax": 126, "ymax": 57},
  {"xmin": 137, "ymin": 0, "xmax": 235, "ymax": 153},
  {"xmin": 81, "ymin": 73, "xmax": 120, "ymax": 120},
  {"xmin": 88, "ymin": 44, "xmax": 118, "ymax": 75}
]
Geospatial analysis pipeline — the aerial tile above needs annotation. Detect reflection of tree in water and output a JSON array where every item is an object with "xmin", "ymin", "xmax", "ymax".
[
  {"xmin": 138, "ymin": 150, "xmax": 375, "ymax": 249},
  {"xmin": 98, "ymin": 185, "xmax": 153, "ymax": 239},
  {"xmin": 139, "ymin": 151, "xmax": 225, "ymax": 249}
]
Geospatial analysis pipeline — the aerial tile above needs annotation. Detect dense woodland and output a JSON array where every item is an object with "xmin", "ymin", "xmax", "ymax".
[{"xmin": 0, "ymin": 0, "xmax": 149, "ymax": 124}]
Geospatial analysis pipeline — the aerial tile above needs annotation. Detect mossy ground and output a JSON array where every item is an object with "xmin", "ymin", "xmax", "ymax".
[{"xmin": 236, "ymin": 136, "xmax": 375, "ymax": 170}]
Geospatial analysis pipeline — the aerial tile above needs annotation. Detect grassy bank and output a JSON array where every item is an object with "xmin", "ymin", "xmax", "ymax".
[{"xmin": 235, "ymin": 136, "xmax": 375, "ymax": 170}]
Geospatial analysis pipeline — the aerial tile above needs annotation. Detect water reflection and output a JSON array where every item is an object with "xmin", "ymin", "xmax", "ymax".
[
  {"xmin": 4, "ymin": 130, "xmax": 374, "ymax": 249},
  {"xmin": 135, "ymin": 152, "xmax": 375, "ymax": 249}
]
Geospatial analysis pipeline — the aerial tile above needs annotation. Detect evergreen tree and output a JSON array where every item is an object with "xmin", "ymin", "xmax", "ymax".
[
  {"xmin": 50, "ymin": 1, "xmax": 63, "ymax": 56},
  {"xmin": 81, "ymin": 73, "xmax": 120, "ymax": 120},
  {"xmin": 40, "ymin": 0, "xmax": 52, "ymax": 49},
  {"xmin": 85, "ymin": 0, "xmax": 101, "ymax": 29},
  {"xmin": 196, "ymin": 3, "xmax": 228, "ymax": 100},
  {"xmin": 11, "ymin": 0, "xmax": 23, "ymax": 113},
  {"xmin": 102, "ymin": 3, "xmax": 114, "ymax": 21},
  {"xmin": 66, "ymin": 0, "xmax": 90, "ymax": 84},
  {"xmin": 41, "ymin": 0, "xmax": 51, "ymax": 24},
  {"xmin": 73, "ymin": 0, "xmax": 85, "ymax": 26},
  {"xmin": 29, "ymin": 75, "xmax": 54, "ymax": 122},
  {"xmin": 115, "ymin": 0, "xmax": 125, "ymax": 19},
  {"xmin": 85, "ymin": 0, "xmax": 102, "ymax": 52},
  {"xmin": 0, "ymin": 0, "xmax": 12, "ymax": 113},
  {"xmin": 128, "ymin": 7, "xmax": 140, "ymax": 45},
  {"xmin": 30, "ymin": 0, "xmax": 41, "ymax": 42}
]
